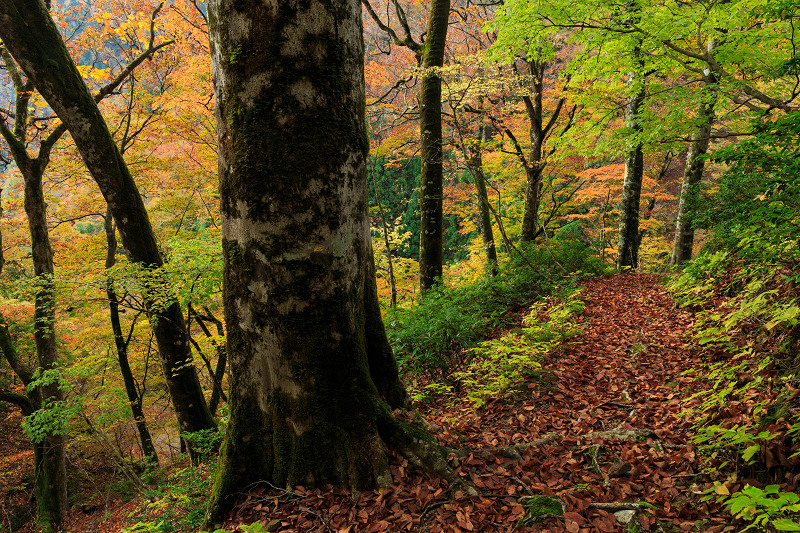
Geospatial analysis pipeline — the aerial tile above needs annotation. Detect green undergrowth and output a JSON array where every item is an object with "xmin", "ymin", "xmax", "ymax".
[
  {"xmin": 669, "ymin": 253, "xmax": 800, "ymax": 531},
  {"xmin": 387, "ymin": 237, "xmax": 603, "ymax": 404},
  {"xmin": 450, "ymin": 289, "xmax": 584, "ymax": 407},
  {"xmin": 120, "ymin": 455, "xmax": 219, "ymax": 533},
  {"xmin": 666, "ymin": 112, "xmax": 800, "ymax": 532}
]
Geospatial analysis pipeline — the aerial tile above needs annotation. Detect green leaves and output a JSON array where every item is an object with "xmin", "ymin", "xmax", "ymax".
[{"xmin": 721, "ymin": 484, "xmax": 800, "ymax": 531}]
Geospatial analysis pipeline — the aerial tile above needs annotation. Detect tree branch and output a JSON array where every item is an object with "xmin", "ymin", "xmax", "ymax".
[{"xmin": 0, "ymin": 389, "xmax": 33, "ymax": 415}]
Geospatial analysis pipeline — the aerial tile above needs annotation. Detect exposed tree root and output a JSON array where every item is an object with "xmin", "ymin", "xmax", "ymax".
[
  {"xmin": 584, "ymin": 428, "xmax": 657, "ymax": 441},
  {"xmin": 378, "ymin": 409, "xmax": 479, "ymax": 497},
  {"xmin": 474, "ymin": 432, "xmax": 561, "ymax": 461},
  {"xmin": 589, "ymin": 501, "xmax": 653, "ymax": 511}
]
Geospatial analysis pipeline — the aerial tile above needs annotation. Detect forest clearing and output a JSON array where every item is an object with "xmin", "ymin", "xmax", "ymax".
[{"xmin": 1, "ymin": 0, "xmax": 799, "ymax": 532}]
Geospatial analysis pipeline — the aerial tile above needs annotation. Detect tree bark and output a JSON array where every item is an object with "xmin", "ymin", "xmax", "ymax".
[
  {"xmin": 21, "ymin": 158, "xmax": 67, "ymax": 533},
  {"xmin": 616, "ymin": 66, "xmax": 646, "ymax": 271},
  {"xmin": 519, "ymin": 60, "xmax": 546, "ymax": 243},
  {"xmin": 418, "ymin": 0, "xmax": 450, "ymax": 292},
  {"xmin": 0, "ymin": 0, "xmax": 216, "ymax": 440},
  {"xmin": 465, "ymin": 124, "xmax": 498, "ymax": 274},
  {"xmin": 0, "ymin": 41, "xmax": 67, "ymax": 531},
  {"xmin": 671, "ymin": 41, "xmax": 720, "ymax": 266},
  {"xmin": 204, "ymin": 0, "xmax": 442, "ymax": 525},
  {"xmin": 669, "ymin": 104, "xmax": 714, "ymax": 265}
]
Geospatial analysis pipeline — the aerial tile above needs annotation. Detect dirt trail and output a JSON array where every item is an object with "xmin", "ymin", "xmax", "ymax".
[
  {"xmin": 220, "ymin": 273, "xmax": 727, "ymax": 532},
  {"xmin": 5, "ymin": 274, "xmax": 731, "ymax": 533}
]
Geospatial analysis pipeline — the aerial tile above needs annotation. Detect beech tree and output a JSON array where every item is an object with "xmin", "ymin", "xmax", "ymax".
[
  {"xmin": 0, "ymin": 4, "xmax": 173, "ymax": 525},
  {"xmin": 362, "ymin": 0, "xmax": 451, "ymax": 292},
  {"xmin": 0, "ymin": 0, "xmax": 217, "ymax": 453},
  {"xmin": 205, "ymin": 0, "xmax": 468, "ymax": 525}
]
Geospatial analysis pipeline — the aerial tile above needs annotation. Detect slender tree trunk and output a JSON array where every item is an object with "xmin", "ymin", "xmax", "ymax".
[
  {"xmin": 507, "ymin": 59, "xmax": 566, "ymax": 244},
  {"xmin": 369, "ymin": 163, "xmax": 398, "ymax": 307},
  {"xmin": 0, "ymin": 0, "xmax": 216, "ymax": 440},
  {"xmin": 105, "ymin": 215, "xmax": 159, "ymax": 465},
  {"xmin": 20, "ymin": 156, "xmax": 66, "ymax": 533},
  {"xmin": 418, "ymin": 0, "xmax": 450, "ymax": 293},
  {"xmin": 520, "ymin": 60, "xmax": 545, "ymax": 243},
  {"xmin": 671, "ymin": 41, "xmax": 720, "ymax": 266},
  {"xmin": 1, "ymin": 43, "xmax": 67, "ymax": 533},
  {"xmin": 520, "ymin": 165, "xmax": 543, "ymax": 242},
  {"xmin": 670, "ymin": 113, "xmax": 713, "ymax": 265},
  {"xmin": 616, "ymin": 65, "xmax": 646, "ymax": 271},
  {"xmin": 189, "ymin": 307, "xmax": 228, "ymax": 416},
  {"xmin": 466, "ymin": 124, "xmax": 498, "ymax": 274}
]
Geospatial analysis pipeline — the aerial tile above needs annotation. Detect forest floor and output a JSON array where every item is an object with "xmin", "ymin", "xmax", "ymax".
[{"xmin": 2, "ymin": 273, "xmax": 752, "ymax": 532}]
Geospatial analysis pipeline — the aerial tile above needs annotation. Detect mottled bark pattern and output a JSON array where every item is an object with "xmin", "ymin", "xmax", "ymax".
[
  {"xmin": 670, "ymin": 104, "xmax": 713, "ymax": 265},
  {"xmin": 671, "ymin": 42, "xmax": 719, "ymax": 266},
  {"xmin": 418, "ymin": 0, "xmax": 450, "ymax": 292},
  {"xmin": 616, "ymin": 68, "xmax": 646, "ymax": 271},
  {"xmin": 0, "ymin": 0, "xmax": 216, "ymax": 439},
  {"xmin": 206, "ymin": 0, "xmax": 406, "ymax": 524},
  {"xmin": 520, "ymin": 60, "xmax": 546, "ymax": 243}
]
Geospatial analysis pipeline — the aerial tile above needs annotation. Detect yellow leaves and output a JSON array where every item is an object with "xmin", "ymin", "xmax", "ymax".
[
  {"xmin": 92, "ymin": 9, "xmax": 153, "ymax": 45},
  {"xmin": 75, "ymin": 64, "xmax": 109, "ymax": 84}
]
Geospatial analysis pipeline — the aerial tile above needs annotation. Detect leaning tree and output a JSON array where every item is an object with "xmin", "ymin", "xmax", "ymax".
[{"xmin": 0, "ymin": 0, "xmax": 217, "ymax": 452}]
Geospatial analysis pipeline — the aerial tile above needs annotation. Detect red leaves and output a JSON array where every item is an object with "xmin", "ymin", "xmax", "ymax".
[{"xmin": 216, "ymin": 274, "xmax": 754, "ymax": 533}]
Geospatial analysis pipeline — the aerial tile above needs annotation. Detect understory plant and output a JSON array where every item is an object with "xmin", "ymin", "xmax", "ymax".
[
  {"xmin": 668, "ymin": 111, "xmax": 800, "ymax": 531},
  {"xmin": 122, "ymin": 461, "xmax": 216, "ymax": 533},
  {"xmin": 387, "ymin": 236, "xmax": 606, "ymax": 387},
  {"xmin": 452, "ymin": 289, "xmax": 584, "ymax": 407}
]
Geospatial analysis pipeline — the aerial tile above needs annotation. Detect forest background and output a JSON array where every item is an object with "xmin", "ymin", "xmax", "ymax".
[{"xmin": 1, "ymin": 0, "xmax": 799, "ymax": 531}]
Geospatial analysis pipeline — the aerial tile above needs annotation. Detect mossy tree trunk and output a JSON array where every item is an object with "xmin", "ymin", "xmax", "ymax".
[
  {"xmin": 204, "ymin": 0, "xmax": 450, "ymax": 525},
  {"xmin": 671, "ymin": 41, "xmax": 720, "ymax": 266},
  {"xmin": 0, "ymin": 40, "xmax": 69, "ymax": 533},
  {"xmin": 616, "ymin": 63, "xmax": 647, "ymax": 272},
  {"xmin": 418, "ymin": 0, "xmax": 451, "ymax": 293},
  {"xmin": 0, "ymin": 0, "xmax": 217, "ymax": 442}
]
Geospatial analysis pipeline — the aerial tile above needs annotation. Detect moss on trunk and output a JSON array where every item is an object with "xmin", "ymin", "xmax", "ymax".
[
  {"xmin": 205, "ymin": 0, "xmax": 461, "ymax": 526},
  {"xmin": 418, "ymin": 0, "xmax": 450, "ymax": 293}
]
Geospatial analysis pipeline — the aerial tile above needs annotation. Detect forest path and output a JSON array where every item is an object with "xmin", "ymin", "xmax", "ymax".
[
  {"xmin": 409, "ymin": 272, "xmax": 724, "ymax": 532},
  {"xmin": 223, "ymin": 273, "xmax": 731, "ymax": 533}
]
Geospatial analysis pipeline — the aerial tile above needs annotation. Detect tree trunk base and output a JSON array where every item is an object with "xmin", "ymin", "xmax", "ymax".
[{"xmin": 205, "ymin": 406, "xmax": 474, "ymax": 529}]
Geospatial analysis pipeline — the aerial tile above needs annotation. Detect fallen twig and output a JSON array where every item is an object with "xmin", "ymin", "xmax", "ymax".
[{"xmin": 590, "ymin": 502, "xmax": 654, "ymax": 511}]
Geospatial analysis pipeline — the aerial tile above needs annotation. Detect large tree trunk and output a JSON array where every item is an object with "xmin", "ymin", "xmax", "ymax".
[
  {"xmin": 418, "ymin": 0, "xmax": 450, "ymax": 293},
  {"xmin": 616, "ymin": 66, "xmax": 646, "ymax": 271},
  {"xmin": 0, "ymin": 0, "xmax": 216, "ymax": 440},
  {"xmin": 204, "ymin": 0, "xmax": 448, "ymax": 525}
]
